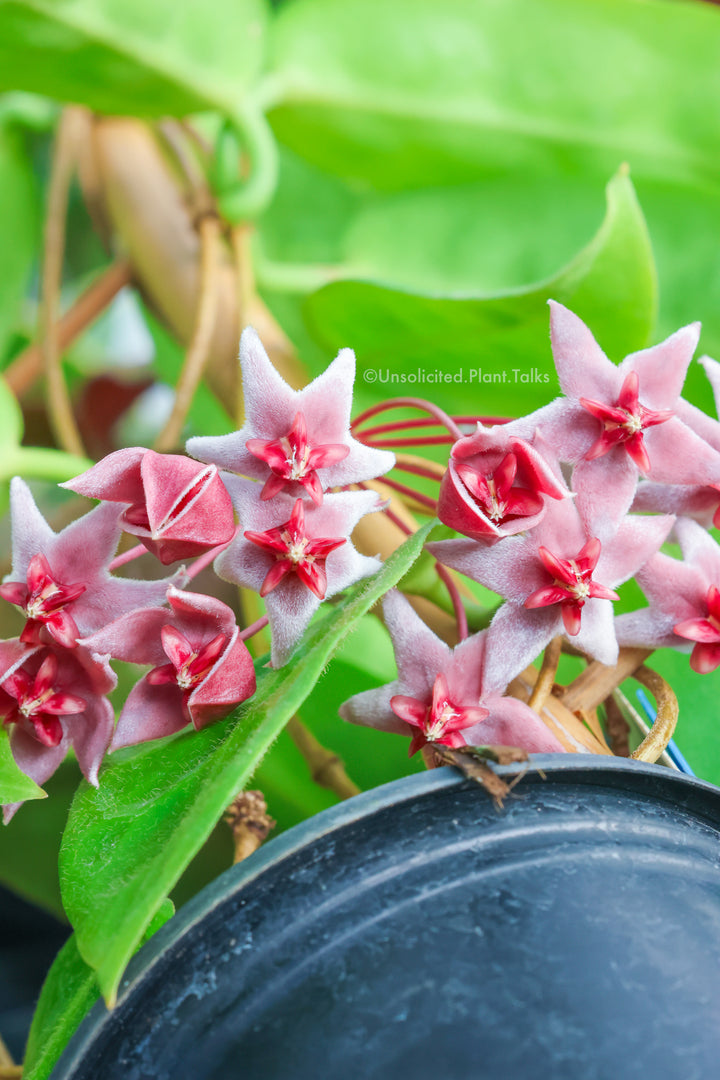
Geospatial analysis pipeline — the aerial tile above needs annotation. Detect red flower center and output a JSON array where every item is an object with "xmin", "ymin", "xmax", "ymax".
[
  {"xmin": 390, "ymin": 673, "xmax": 489, "ymax": 756},
  {"xmin": 0, "ymin": 553, "xmax": 86, "ymax": 648},
  {"xmin": 244, "ymin": 499, "xmax": 346, "ymax": 599},
  {"xmin": 525, "ymin": 538, "xmax": 619, "ymax": 636},
  {"xmin": 0, "ymin": 652, "xmax": 86, "ymax": 747},
  {"xmin": 455, "ymin": 452, "xmax": 544, "ymax": 525},
  {"xmin": 246, "ymin": 411, "xmax": 349, "ymax": 505},
  {"xmin": 146, "ymin": 627, "xmax": 228, "ymax": 695},
  {"xmin": 579, "ymin": 371, "xmax": 673, "ymax": 472},
  {"xmin": 674, "ymin": 584, "xmax": 720, "ymax": 674}
]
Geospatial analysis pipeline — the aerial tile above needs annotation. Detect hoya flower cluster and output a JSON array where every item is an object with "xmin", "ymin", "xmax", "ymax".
[
  {"xmin": 5, "ymin": 300, "xmax": 720, "ymax": 813},
  {"xmin": 0, "ymin": 332, "xmax": 392, "ymax": 818},
  {"xmin": 342, "ymin": 302, "xmax": 720, "ymax": 757}
]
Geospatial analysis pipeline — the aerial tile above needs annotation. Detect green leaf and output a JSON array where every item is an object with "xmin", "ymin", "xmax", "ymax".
[
  {"xmin": 0, "ymin": 0, "xmax": 268, "ymax": 117},
  {"xmin": 267, "ymin": 0, "xmax": 720, "ymax": 194},
  {"xmin": 23, "ymin": 899, "xmax": 174, "ymax": 1080},
  {"xmin": 304, "ymin": 168, "xmax": 656, "ymax": 417},
  {"xmin": 0, "ymin": 120, "xmax": 38, "ymax": 360},
  {"xmin": 60, "ymin": 521, "xmax": 434, "ymax": 1005},
  {"xmin": 0, "ymin": 729, "xmax": 46, "ymax": 805}
]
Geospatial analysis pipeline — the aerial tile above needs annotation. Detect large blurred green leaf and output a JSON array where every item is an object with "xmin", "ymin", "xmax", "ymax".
[
  {"xmin": 267, "ymin": 0, "xmax": 720, "ymax": 194},
  {"xmin": 304, "ymin": 169, "xmax": 656, "ymax": 417},
  {"xmin": 60, "ymin": 522, "xmax": 433, "ymax": 1005},
  {"xmin": 0, "ymin": 0, "xmax": 268, "ymax": 116}
]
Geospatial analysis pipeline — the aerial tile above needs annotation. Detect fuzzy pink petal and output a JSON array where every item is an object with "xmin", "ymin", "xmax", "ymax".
[
  {"xmin": 339, "ymin": 682, "xmax": 410, "ymax": 737},
  {"xmin": 80, "ymin": 606, "xmax": 171, "ymax": 666},
  {"xmin": 572, "ymin": 454, "xmax": 639, "ymax": 542},
  {"xmin": 188, "ymin": 630, "xmax": 256, "ymax": 730},
  {"xmin": 548, "ymin": 301, "xmax": 620, "ymax": 402},
  {"xmin": 632, "ymin": 482, "xmax": 720, "ymax": 529},
  {"xmin": 427, "ymin": 536, "xmax": 542, "ymax": 604},
  {"xmin": 111, "ymin": 679, "xmax": 188, "ymax": 749},
  {"xmin": 596, "ymin": 514, "xmax": 674, "ymax": 587},
  {"xmin": 463, "ymin": 693, "xmax": 565, "ymax": 753},
  {"xmin": 571, "ymin": 599, "xmax": 618, "ymax": 665},
  {"xmin": 60, "ymin": 447, "xmax": 146, "ymax": 504},
  {"xmin": 140, "ymin": 453, "xmax": 235, "ymax": 546},
  {"xmin": 7, "ymin": 478, "xmax": 57, "ymax": 578},
  {"xmin": 482, "ymin": 604, "xmax": 559, "ymax": 692},
  {"xmin": 641, "ymin": 419, "xmax": 720, "ymax": 485},
  {"xmin": 619, "ymin": 323, "xmax": 700, "ymax": 410},
  {"xmin": 67, "ymin": 696, "xmax": 115, "ymax": 787},
  {"xmin": 676, "ymin": 516, "xmax": 720, "ymax": 585}
]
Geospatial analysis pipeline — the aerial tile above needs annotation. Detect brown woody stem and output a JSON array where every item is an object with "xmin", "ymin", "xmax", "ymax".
[
  {"xmin": 559, "ymin": 647, "xmax": 652, "ymax": 713},
  {"xmin": 286, "ymin": 717, "xmax": 361, "ymax": 800},
  {"xmin": 153, "ymin": 211, "xmax": 222, "ymax": 451},
  {"xmin": 6, "ymin": 258, "xmax": 132, "ymax": 398},
  {"xmin": 630, "ymin": 665, "xmax": 679, "ymax": 763},
  {"xmin": 528, "ymin": 637, "xmax": 562, "ymax": 713},
  {"xmin": 224, "ymin": 791, "xmax": 275, "ymax": 864},
  {"xmin": 40, "ymin": 108, "xmax": 88, "ymax": 458}
]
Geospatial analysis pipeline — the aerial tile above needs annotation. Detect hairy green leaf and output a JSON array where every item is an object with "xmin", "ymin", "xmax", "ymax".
[
  {"xmin": 23, "ymin": 899, "xmax": 174, "ymax": 1080},
  {"xmin": 60, "ymin": 522, "xmax": 433, "ymax": 1004}
]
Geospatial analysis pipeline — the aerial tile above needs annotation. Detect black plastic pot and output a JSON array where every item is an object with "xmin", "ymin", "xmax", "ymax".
[{"xmin": 54, "ymin": 756, "xmax": 720, "ymax": 1080}]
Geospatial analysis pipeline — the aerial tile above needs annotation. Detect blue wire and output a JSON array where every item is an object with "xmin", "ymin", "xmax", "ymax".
[{"xmin": 635, "ymin": 687, "xmax": 695, "ymax": 776}]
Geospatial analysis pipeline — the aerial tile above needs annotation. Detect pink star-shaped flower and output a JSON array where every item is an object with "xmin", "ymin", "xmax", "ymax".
[
  {"xmin": 637, "ymin": 356, "xmax": 720, "ymax": 529},
  {"xmin": 215, "ymin": 477, "xmax": 382, "ymax": 667},
  {"xmin": 616, "ymin": 517, "xmax": 720, "ymax": 672},
  {"xmin": 62, "ymin": 448, "xmax": 235, "ymax": 565},
  {"xmin": 0, "ymin": 640, "xmax": 116, "ymax": 822},
  {"xmin": 340, "ymin": 591, "xmax": 565, "ymax": 756},
  {"xmin": 0, "ymin": 478, "xmax": 180, "ymax": 649},
  {"xmin": 429, "ymin": 496, "xmax": 674, "ymax": 669},
  {"xmin": 186, "ymin": 328, "xmax": 394, "ymax": 503},
  {"xmin": 81, "ymin": 586, "xmax": 256, "ymax": 748},
  {"xmin": 438, "ymin": 424, "xmax": 569, "ymax": 543},
  {"xmin": 515, "ymin": 302, "xmax": 720, "ymax": 531}
]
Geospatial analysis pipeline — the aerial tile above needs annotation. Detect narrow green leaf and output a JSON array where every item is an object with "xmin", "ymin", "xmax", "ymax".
[
  {"xmin": 268, "ymin": 0, "xmax": 720, "ymax": 194},
  {"xmin": 305, "ymin": 168, "xmax": 656, "ymax": 417},
  {"xmin": 60, "ymin": 522, "xmax": 433, "ymax": 1005},
  {"xmin": 0, "ymin": 0, "xmax": 268, "ymax": 117},
  {"xmin": 0, "ymin": 729, "xmax": 46, "ymax": 805},
  {"xmin": 23, "ymin": 899, "xmax": 174, "ymax": 1080}
]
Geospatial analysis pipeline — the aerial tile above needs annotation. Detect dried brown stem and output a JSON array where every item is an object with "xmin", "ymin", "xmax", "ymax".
[
  {"xmin": 604, "ymin": 694, "xmax": 631, "ymax": 757},
  {"xmin": 527, "ymin": 637, "xmax": 561, "ymax": 713},
  {"xmin": 153, "ymin": 212, "xmax": 221, "ymax": 451},
  {"xmin": 558, "ymin": 647, "xmax": 652, "ymax": 713},
  {"xmin": 224, "ymin": 791, "xmax": 275, "ymax": 864},
  {"xmin": 41, "ymin": 107, "xmax": 88, "ymax": 458},
  {"xmin": 630, "ymin": 665, "xmax": 679, "ymax": 763},
  {"xmin": 0, "ymin": 1034, "xmax": 21, "ymax": 1076},
  {"xmin": 6, "ymin": 259, "xmax": 133, "ymax": 397},
  {"xmin": 286, "ymin": 717, "xmax": 361, "ymax": 800}
]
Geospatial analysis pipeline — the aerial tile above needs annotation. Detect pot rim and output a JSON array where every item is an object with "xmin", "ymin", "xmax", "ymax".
[{"xmin": 53, "ymin": 753, "xmax": 720, "ymax": 1078}]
